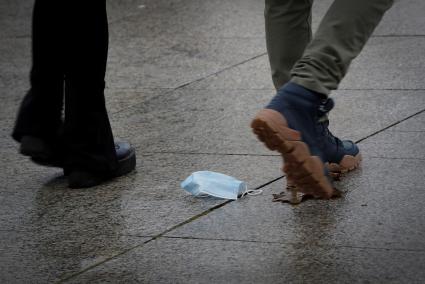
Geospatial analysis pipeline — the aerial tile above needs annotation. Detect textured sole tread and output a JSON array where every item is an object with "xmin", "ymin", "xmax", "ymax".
[{"xmin": 251, "ymin": 109, "xmax": 334, "ymax": 199}]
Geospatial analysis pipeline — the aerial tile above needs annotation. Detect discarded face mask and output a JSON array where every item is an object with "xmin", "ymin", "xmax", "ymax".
[{"xmin": 181, "ymin": 171, "xmax": 262, "ymax": 200}]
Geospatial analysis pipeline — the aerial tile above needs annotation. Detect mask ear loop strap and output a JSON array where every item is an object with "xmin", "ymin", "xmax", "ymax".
[
  {"xmin": 240, "ymin": 184, "xmax": 263, "ymax": 198},
  {"xmin": 247, "ymin": 188, "xmax": 263, "ymax": 196}
]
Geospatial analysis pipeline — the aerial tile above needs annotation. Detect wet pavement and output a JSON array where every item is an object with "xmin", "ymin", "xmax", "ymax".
[{"xmin": 1, "ymin": 0, "xmax": 425, "ymax": 283}]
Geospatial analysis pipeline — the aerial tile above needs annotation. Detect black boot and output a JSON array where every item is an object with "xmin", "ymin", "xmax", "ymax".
[{"xmin": 67, "ymin": 141, "xmax": 136, "ymax": 189}]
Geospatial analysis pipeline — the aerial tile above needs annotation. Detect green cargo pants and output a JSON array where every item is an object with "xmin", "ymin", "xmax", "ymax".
[{"xmin": 265, "ymin": 0, "xmax": 394, "ymax": 95}]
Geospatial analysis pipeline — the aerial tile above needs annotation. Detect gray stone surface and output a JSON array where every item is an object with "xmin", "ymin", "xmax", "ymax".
[
  {"xmin": 340, "ymin": 37, "xmax": 425, "ymax": 90},
  {"xmin": 0, "ymin": 147, "xmax": 281, "ymax": 281},
  {"xmin": 106, "ymin": 88, "xmax": 425, "ymax": 155},
  {"xmin": 375, "ymin": 0, "xmax": 425, "ymax": 36},
  {"xmin": 185, "ymin": 55, "xmax": 273, "ymax": 90},
  {"xmin": 391, "ymin": 111, "xmax": 425, "ymax": 132},
  {"xmin": 166, "ymin": 157, "xmax": 425, "ymax": 249},
  {"xmin": 329, "ymin": 90, "xmax": 425, "ymax": 142},
  {"xmin": 67, "ymin": 237, "xmax": 425, "ymax": 284},
  {"xmin": 0, "ymin": 0, "xmax": 32, "ymax": 38},
  {"xmin": 108, "ymin": 88, "xmax": 274, "ymax": 155},
  {"xmin": 106, "ymin": 36, "xmax": 265, "ymax": 89},
  {"xmin": 108, "ymin": 0, "xmax": 265, "ymax": 40},
  {"xmin": 105, "ymin": 0, "xmax": 268, "ymax": 90},
  {"xmin": 0, "ymin": 150, "xmax": 281, "ymax": 234},
  {"xmin": 1, "ymin": 0, "xmax": 425, "ymax": 283},
  {"xmin": 105, "ymin": 88, "xmax": 164, "ymax": 114},
  {"xmin": 0, "ymin": 37, "xmax": 30, "ymax": 94},
  {"xmin": 361, "ymin": 131, "xmax": 425, "ymax": 159},
  {"xmin": 0, "ymin": 87, "xmax": 163, "ymax": 121},
  {"xmin": 186, "ymin": 37, "xmax": 425, "ymax": 91},
  {"xmin": 0, "ymin": 231, "xmax": 149, "ymax": 283}
]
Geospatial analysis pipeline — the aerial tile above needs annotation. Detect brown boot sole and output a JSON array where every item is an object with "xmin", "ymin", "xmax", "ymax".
[
  {"xmin": 328, "ymin": 153, "xmax": 362, "ymax": 176},
  {"xmin": 251, "ymin": 109, "xmax": 334, "ymax": 199},
  {"xmin": 282, "ymin": 154, "xmax": 362, "ymax": 204}
]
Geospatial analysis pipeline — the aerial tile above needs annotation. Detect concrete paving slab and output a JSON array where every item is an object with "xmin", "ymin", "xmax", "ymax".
[
  {"xmin": 0, "ymin": 231, "xmax": 149, "ymax": 283},
  {"xmin": 66, "ymin": 237, "xmax": 425, "ymax": 284},
  {"xmin": 0, "ymin": 148, "xmax": 281, "ymax": 234},
  {"xmin": 105, "ymin": 1, "xmax": 269, "ymax": 91},
  {"xmin": 0, "ymin": 88, "xmax": 162, "ymax": 130},
  {"xmin": 0, "ymin": 147, "xmax": 281, "ymax": 281},
  {"xmin": 0, "ymin": 118, "xmax": 21, "ymax": 150},
  {"xmin": 186, "ymin": 37, "xmax": 425, "ymax": 91},
  {"xmin": 0, "ymin": 80, "xmax": 164, "ymax": 123},
  {"xmin": 106, "ymin": 36, "xmax": 265, "ymax": 89},
  {"xmin": 329, "ymin": 90, "xmax": 425, "ymax": 142},
  {"xmin": 0, "ymin": 37, "xmax": 30, "ymax": 93},
  {"xmin": 107, "ymin": 0, "xmax": 344, "ymax": 41},
  {"xmin": 0, "ymin": 2, "xmax": 265, "ymax": 95},
  {"xmin": 0, "ymin": 35, "xmax": 264, "ymax": 101},
  {"xmin": 105, "ymin": 88, "xmax": 164, "ymax": 114},
  {"xmin": 0, "ymin": 0, "xmax": 180, "ymax": 38},
  {"xmin": 341, "ymin": 37, "xmax": 425, "ymax": 90},
  {"xmin": 106, "ymin": 88, "xmax": 425, "ymax": 155},
  {"xmin": 0, "ymin": 89, "xmax": 164, "ymax": 120},
  {"xmin": 165, "ymin": 157, "xmax": 425, "ymax": 249},
  {"xmin": 108, "ymin": 0, "xmax": 264, "ymax": 40},
  {"xmin": 108, "ymin": 88, "xmax": 273, "ymax": 155},
  {"xmin": 1, "ymin": 0, "xmax": 424, "ymax": 282},
  {"xmin": 185, "ymin": 55, "xmax": 273, "ymax": 90},
  {"xmin": 2, "ymin": 0, "xmax": 422, "ymax": 92},
  {"xmin": 360, "ymin": 131, "xmax": 425, "ymax": 159},
  {"xmin": 391, "ymin": 111, "xmax": 425, "ymax": 132},
  {"xmin": 0, "ymin": 0, "xmax": 332, "ymax": 40},
  {"xmin": 0, "ymin": 0, "xmax": 32, "ymax": 38},
  {"xmin": 0, "ymin": 96, "xmax": 21, "ymax": 122},
  {"xmin": 375, "ymin": 0, "xmax": 425, "ymax": 36}
]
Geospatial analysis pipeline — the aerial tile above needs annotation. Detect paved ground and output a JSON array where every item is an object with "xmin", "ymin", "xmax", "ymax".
[{"xmin": 1, "ymin": 0, "xmax": 425, "ymax": 283}]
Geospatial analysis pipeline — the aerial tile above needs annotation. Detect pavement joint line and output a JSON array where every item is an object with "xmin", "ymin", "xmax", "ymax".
[
  {"xmin": 139, "ymin": 151, "xmax": 279, "ymax": 157},
  {"xmin": 368, "ymin": 156, "xmax": 425, "ymax": 161},
  {"xmin": 388, "ymin": 130, "xmax": 425, "ymax": 133},
  {"xmin": 139, "ymin": 153, "xmax": 425, "ymax": 159},
  {"xmin": 169, "ymin": 53, "xmax": 268, "ymax": 91},
  {"xmin": 57, "ymin": 176, "xmax": 283, "ymax": 283},
  {"xmin": 56, "ymin": 202, "xmax": 228, "ymax": 283},
  {"xmin": 106, "ymin": 87, "xmax": 175, "ymax": 91},
  {"xmin": 106, "ymin": 88, "xmax": 425, "ymax": 91},
  {"xmin": 337, "ymin": 88, "xmax": 425, "ymax": 91},
  {"xmin": 146, "ymin": 88, "xmax": 425, "ymax": 91},
  {"xmin": 159, "ymin": 235, "xmax": 425, "ymax": 253},
  {"xmin": 110, "ymin": 35, "xmax": 266, "ymax": 40},
  {"xmin": 371, "ymin": 34, "xmax": 425, "ymax": 38}
]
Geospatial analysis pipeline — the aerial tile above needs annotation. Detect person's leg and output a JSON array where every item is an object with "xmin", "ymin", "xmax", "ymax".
[
  {"xmin": 291, "ymin": 0, "xmax": 394, "ymax": 95},
  {"xmin": 12, "ymin": 0, "xmax": 65, "ymax": 159},
  {"xmin": 63, "ymin": 0, "xmax": 119, "ymax": 178},
  {"xmin": 252, "ymin": 0, "xmax": 393, "ymax": 199},
  {"xmin": 265, "ymin": 0, "xmax": 313, "ymax": 90}
]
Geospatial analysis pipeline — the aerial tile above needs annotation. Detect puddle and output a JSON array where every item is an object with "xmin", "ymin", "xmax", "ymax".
[{"xmin": 272, "ymin": 186, "xmax": 342, "ymax": 204}]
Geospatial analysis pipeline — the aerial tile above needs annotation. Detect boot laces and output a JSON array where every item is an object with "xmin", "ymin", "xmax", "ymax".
[{"xmin": 317, "ymin": 98, "xmax": 343, "ymax": 149}]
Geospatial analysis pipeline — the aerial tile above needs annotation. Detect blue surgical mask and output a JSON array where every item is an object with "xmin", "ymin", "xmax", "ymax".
[{"xmin": 181, "ymin": 171, "xmax": 262, "ymax": 200}]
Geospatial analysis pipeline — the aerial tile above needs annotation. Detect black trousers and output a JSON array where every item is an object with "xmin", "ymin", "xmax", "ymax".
[{"xmin": 12, "ymin": 0, "xmax": 118, "ymax": 173}]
